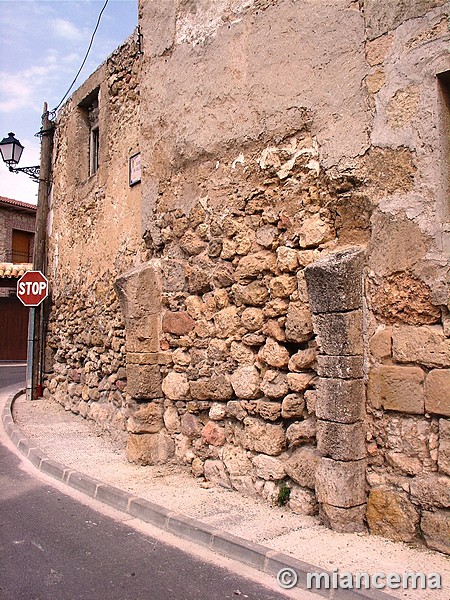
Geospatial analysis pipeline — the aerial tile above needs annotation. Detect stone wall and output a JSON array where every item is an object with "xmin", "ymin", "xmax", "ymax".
[
  {"xmin": 43, "ymin": 0, "xmax": 449, "ymax": 553},
  {"xmin": 44, "ymin": 36, "xmax": 142, "ymax": 441}
]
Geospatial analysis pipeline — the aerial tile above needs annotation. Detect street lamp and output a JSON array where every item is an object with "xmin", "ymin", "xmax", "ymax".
[{"xmin": 0, "ymin": 132, "xmax": 40, "ymax": 182}]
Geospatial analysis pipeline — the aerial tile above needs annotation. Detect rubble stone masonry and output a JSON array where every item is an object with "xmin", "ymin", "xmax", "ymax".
[{"xmin": 44, "ymin": 0, "xmax": 449, "ymax": 553}]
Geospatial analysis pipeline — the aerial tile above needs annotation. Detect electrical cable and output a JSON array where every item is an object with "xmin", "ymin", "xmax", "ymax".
[{"xmin": 52, "ymin": 0, "xmax": 110, "ymax": 113}]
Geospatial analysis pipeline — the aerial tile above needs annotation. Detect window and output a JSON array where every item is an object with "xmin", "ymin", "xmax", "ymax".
[
  {"xmin": 79, "ymin": 87, "xmax": 100, "ymax": 178},
  {"xmin": 12, "ymin": 230, "xmax": 34, "ymax": 263}
]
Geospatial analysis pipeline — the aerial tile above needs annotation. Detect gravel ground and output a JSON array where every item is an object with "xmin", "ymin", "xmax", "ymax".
[{"xmin": 13, "ymin": 395, "xmax": 450, "ymax": 600}]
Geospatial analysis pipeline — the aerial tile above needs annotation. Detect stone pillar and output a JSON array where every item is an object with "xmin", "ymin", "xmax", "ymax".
[
  {"xmin": 304, "ymin": 247, "xmax": 367, "ymax": 532},
  {"xmin": 115, "ymin": 260, "xmax": 175, "ymax": 464}
]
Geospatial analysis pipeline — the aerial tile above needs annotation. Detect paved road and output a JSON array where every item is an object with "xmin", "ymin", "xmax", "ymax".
[
  {"xmin": 0, "ymin": 368, "xmax": 298, "ymax": 600},
  {"xmin": 0, "ymin": 361, "xmax": 26, "ymax": 390}
]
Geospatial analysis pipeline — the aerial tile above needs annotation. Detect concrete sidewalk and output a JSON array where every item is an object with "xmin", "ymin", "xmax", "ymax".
[{"xmin": 2, "ymin": 386, "xmax": 449, "ymax": 600}]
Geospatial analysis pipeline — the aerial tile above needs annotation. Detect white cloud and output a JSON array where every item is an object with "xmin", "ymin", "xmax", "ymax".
[{"xmin": 50, "ymin": 18, "xmax": 86, "ymax": 42}]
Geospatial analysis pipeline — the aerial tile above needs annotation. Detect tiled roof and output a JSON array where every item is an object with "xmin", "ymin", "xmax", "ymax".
[
  {"xmin": 0, "ymin": 196, "xmax": 37, "ymax": 211},
  {"xmin": 0, "ymin": 262, "xmax": 33, "ymax": 278}
]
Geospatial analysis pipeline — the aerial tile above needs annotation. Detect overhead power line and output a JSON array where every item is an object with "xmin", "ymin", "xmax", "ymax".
[{"xmin": 52, "ymin": 0, "xmax": 110, "ymax": 113}]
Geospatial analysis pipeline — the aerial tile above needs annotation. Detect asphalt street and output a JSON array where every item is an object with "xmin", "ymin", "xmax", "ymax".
[{"xmin": 0, "ymin": 362, "xmax": 296, "ymax": 600}]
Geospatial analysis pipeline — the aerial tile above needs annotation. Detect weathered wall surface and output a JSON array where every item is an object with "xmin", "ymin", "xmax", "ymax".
[
  {"xmin": 44, "ymin": 0, "xmax": 450, "ymax": 552},
  {"xmin": 44, "ymin": 38, "xmax": 142, "ymax": 439}
]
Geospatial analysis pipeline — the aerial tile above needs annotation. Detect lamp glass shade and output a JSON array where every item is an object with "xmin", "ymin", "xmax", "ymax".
[{"xmin": 0, "ymin": 132, "xmax": 24, "ymax": 165}]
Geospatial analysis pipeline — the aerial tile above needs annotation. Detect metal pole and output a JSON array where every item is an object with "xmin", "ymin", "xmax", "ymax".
[
  {"xmin": 26, "ymin": 308, "xmax": 35, "ymax": 401},
  {"xmin": 29, "ymin": 103, "xmax": 54, "ymax": 400}
]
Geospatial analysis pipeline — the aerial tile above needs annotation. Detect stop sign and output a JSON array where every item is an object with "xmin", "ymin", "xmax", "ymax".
[{"xmin": 17, "ymin": 270, "xmax": 49, "ymax": 307}]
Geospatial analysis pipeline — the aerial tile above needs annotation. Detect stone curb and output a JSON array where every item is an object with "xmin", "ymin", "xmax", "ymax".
[{"xmin": 2, "ymin": 388, "xmax": 396, "ymax": 600}]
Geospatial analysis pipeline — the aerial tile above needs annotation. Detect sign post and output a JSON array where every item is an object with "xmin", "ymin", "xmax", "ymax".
[{"xmin": 17, "ymin": 270, "xmax": 48, "ymax": 307}]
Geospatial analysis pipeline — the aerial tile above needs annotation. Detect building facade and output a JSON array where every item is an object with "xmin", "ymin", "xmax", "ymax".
[
  {"xmin": 0, "ymin": 196, "xmax": 36, "ymax": 359},
  {"xmin": 43, "ymin": 0, "xmax": 450, "ymax": 553}
]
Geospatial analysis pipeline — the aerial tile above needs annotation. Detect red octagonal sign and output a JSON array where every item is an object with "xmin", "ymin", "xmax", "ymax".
[{"xmin": 17, "ymin": 270, "xmax": 49, "ymax": 307}]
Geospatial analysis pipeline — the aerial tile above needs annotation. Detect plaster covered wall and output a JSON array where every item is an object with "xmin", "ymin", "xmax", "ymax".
[{"xmin": 44, "ymin": 0, "xmax": 450, "ymax": 552}]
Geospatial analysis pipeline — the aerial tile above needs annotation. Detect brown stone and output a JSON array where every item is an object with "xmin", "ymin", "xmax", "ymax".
[
  {"xmin": 316, "ymin": 420, "xmax": 366, "ymax": 461},
  {"xmin": 286, "ymin": 417, "xmax": 317, "ymax": 446},
  {"xmin": 127, "ymin": 402, "xmax": 164, "ymax": 433},
  {"xmin": 281, "ymin": 394, "xmax": 306, "ymax": 419},
  {"xmin": 320, "ymin": 503, "xmax": 366, "ymax": 533},
  {"xmin": 230, "ymin": 365, "xmax": 261, "ymax": 399},
  {"xmin": 410, "ymin": 474, "xmax": 450, "ymax": 509},
  {"xmin": 421, "ymin": 510, "xmax": 450, "ymax": 555},
  {"xmin": 235, "ymin": 251, "xmax": 277, "ymax": 281},
  {"xmin": 260, "ymin": 369, "xmax": 289, "ymax": 398},
  {"xmin": 241, "ymin": 307, "xmax": 264, "ymax": 332},
  {"xmin": 284, "ymin": 302, "xmax": 314, "ymax": 343},
  {"xmin": 288, "ymin": 348, "xmax": 317, "ymax": 371},
  {"xmin": 257, "ymin": 400, "xmax": 282, "ymax": 421},
  {"xmin": 366, "ymin": 487, "xmax": 419, "ymax": 543},
  {"xmin": 289, "ymin": 485, "xmax": 318, "ymax": 516},
  {"xmin": 313, "ymin": 311, "xmax": 363, "ymax": 356},
  {"xmin": 213, "ymin": 306, "xmax": 241, "ymax": 338},
  {"xmin": 232, "ymin": 282, "xmax": 269, "ymax": 306},
  {"xmin": 425, "ymin": 369, "xmax": 450, "ymax": 417},
  {"xmin": 316, "ymin": 355, "xmax": 364, "ymax": 379},
  {"xmin": 162, "ymin": 311, "xmax": 195, "ymax": 335},
  {"xmin": 304, "ymin": 246, "xmax": 365, "ymax": 313},
  {"xmin": 126, "ymin": 364, "xmax": 162, "ymax": 400},
  {"xmin": 162, "ymin": 371, "xmax": 190, "ymax": 400},
  {"xmin": 252, "ymin": 454, "xmax": 286, "ymax": 480},
  {"xmin": 365, "ymin": 33, "xmax": 393, "ymax": 66},
  {"xmin": 369, "ymin": 326, "xmax": 392, "ymax": 359},
  {"xmin": 315, "ymin": 378, "xmax": 365, "ymax": 424},
  {"xmin": 392, "ymin": 325, "xmax": 450, "ymax": 368},
  {"xmin": 315, "ymin": 458, "xmax": 366, "ymax": 508},
  {"xmin": 126, "ymin": 431, "xmax": 175, "ymax": 465},
  {"xmin": 285, "ymin": 446, "xmax": 320, "ymax": 489},
  {"xmin": 222, "ymin": 444, "xmax": 253, "ymax": 476},
  {"xmin": 241, "ymin": 417, "xmax": 286, "ymax": 456},
  {"xmin": 368, "ymin": 273, "xmax": 440, "ymax": 325},
  {"xmin": 259, "ymin": 337, "xmax": 290, "ymax": 368},
  {"xmin": 204, "ymin": 459, "xmax": 232, "ymax": 488},
  {"xmin": 287, "ymin": 372, "xmax": 316, "ymax": 393},
  {"xmin": 125, "ymin": 315, "xmax": 161, "ymax": 353},
  {"xmin": 189, "ymin": 375, "xmax": 234, "ymax": 401},
  {"xmin": 269, "ymin": 275, "xmax": 297, "ymax": 298},
  {"xmin": 202, "ymin": 421, "xmax": 226, "ymax": 446},
  {"xmin": 368, "ymin": 365, "xmax": 425, "ymax": 414}
]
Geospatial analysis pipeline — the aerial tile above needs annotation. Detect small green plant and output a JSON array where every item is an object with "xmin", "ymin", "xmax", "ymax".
[{"xmin": 277, "ymin": 482, "xmax": 291, "ymax": 506}]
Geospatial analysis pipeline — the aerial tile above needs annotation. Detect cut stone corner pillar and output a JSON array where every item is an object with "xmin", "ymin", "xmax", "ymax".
[
  {"xmin": 114, "ymin": 260, "xmax": 163, "ymax": 400},
  {"xmin": 305, "ymin": 246, "xmax": 368, "ymax": 533}
]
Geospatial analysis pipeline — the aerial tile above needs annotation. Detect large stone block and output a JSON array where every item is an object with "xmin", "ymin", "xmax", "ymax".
[
  {"xmin": 319, "ymin": 503, "xmax": 366, "ymax": 533},
  {"xmin": 421, "ymin": 509, "xmax": 450, "ymax": 555},
  {"xmin": 241, "ymin": 417, "xmax": 286, "ymax": 456},
  {"xmin": 127, "ymin": 402, "xmax": 164, "ymax": 434},
  {"xmin": 410, "ymin": 474, "xmax": 450, "ymax": 509},
  {"xmin": 115, "ymin": 261, "xmax": 162, "ymax": 318},
  {"xmin": 126, "ymin": 431, "xmax": 175, "ymax": 465},
  {"xmin": 366, "ymin": 487, "xmax": 419, "ymax": 543},
  {"xmin": 285, "ymin": 446, "xmax": 321, "ymax": 489},
  {"xmin": 425, "ymin": 370, "xmax": 450, "ymax": 417},
  {"xmin": 315, "ymin": 378, "xmax": 365, "ymax": 424},
  {"xmin": 312, "ymin": 311, "xmax": 363, "ymax": 356},
  {"xmin": 368, "ymin": 365, "xmax": 425, "ymax": 414},
  {"xmin": 316, "ymin": 420, "xmax": 366, "ymax": 461},
  {"xmin": 126, "ymin": 364, "xmax": 162, "ymax": 399},
  {"xmin": 315, "ymin": 457, "xmax": 367, "ymax": 508},
  {"xmin": 316, "ymin": 355, "xmax": 364, "ymax": 379},
  {"xmin": 125, "ymin": 315, "xmax": 161, "ymax": 353},
  {"xmin": 189, "ymin": 375, "xmax": 234, "ymax": 401},
  {"xmin": 304, "ymin": 247, "xmax": 365, "ymax": 314},
  {"xmin": 392, "ymin": 325, "xmax": 450, "ymax": 368}
]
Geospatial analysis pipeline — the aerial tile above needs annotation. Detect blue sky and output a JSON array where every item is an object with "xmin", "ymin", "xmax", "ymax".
[{"xmin": 0, "ymin": 0, "xmax": 138, "ymax": 204}]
